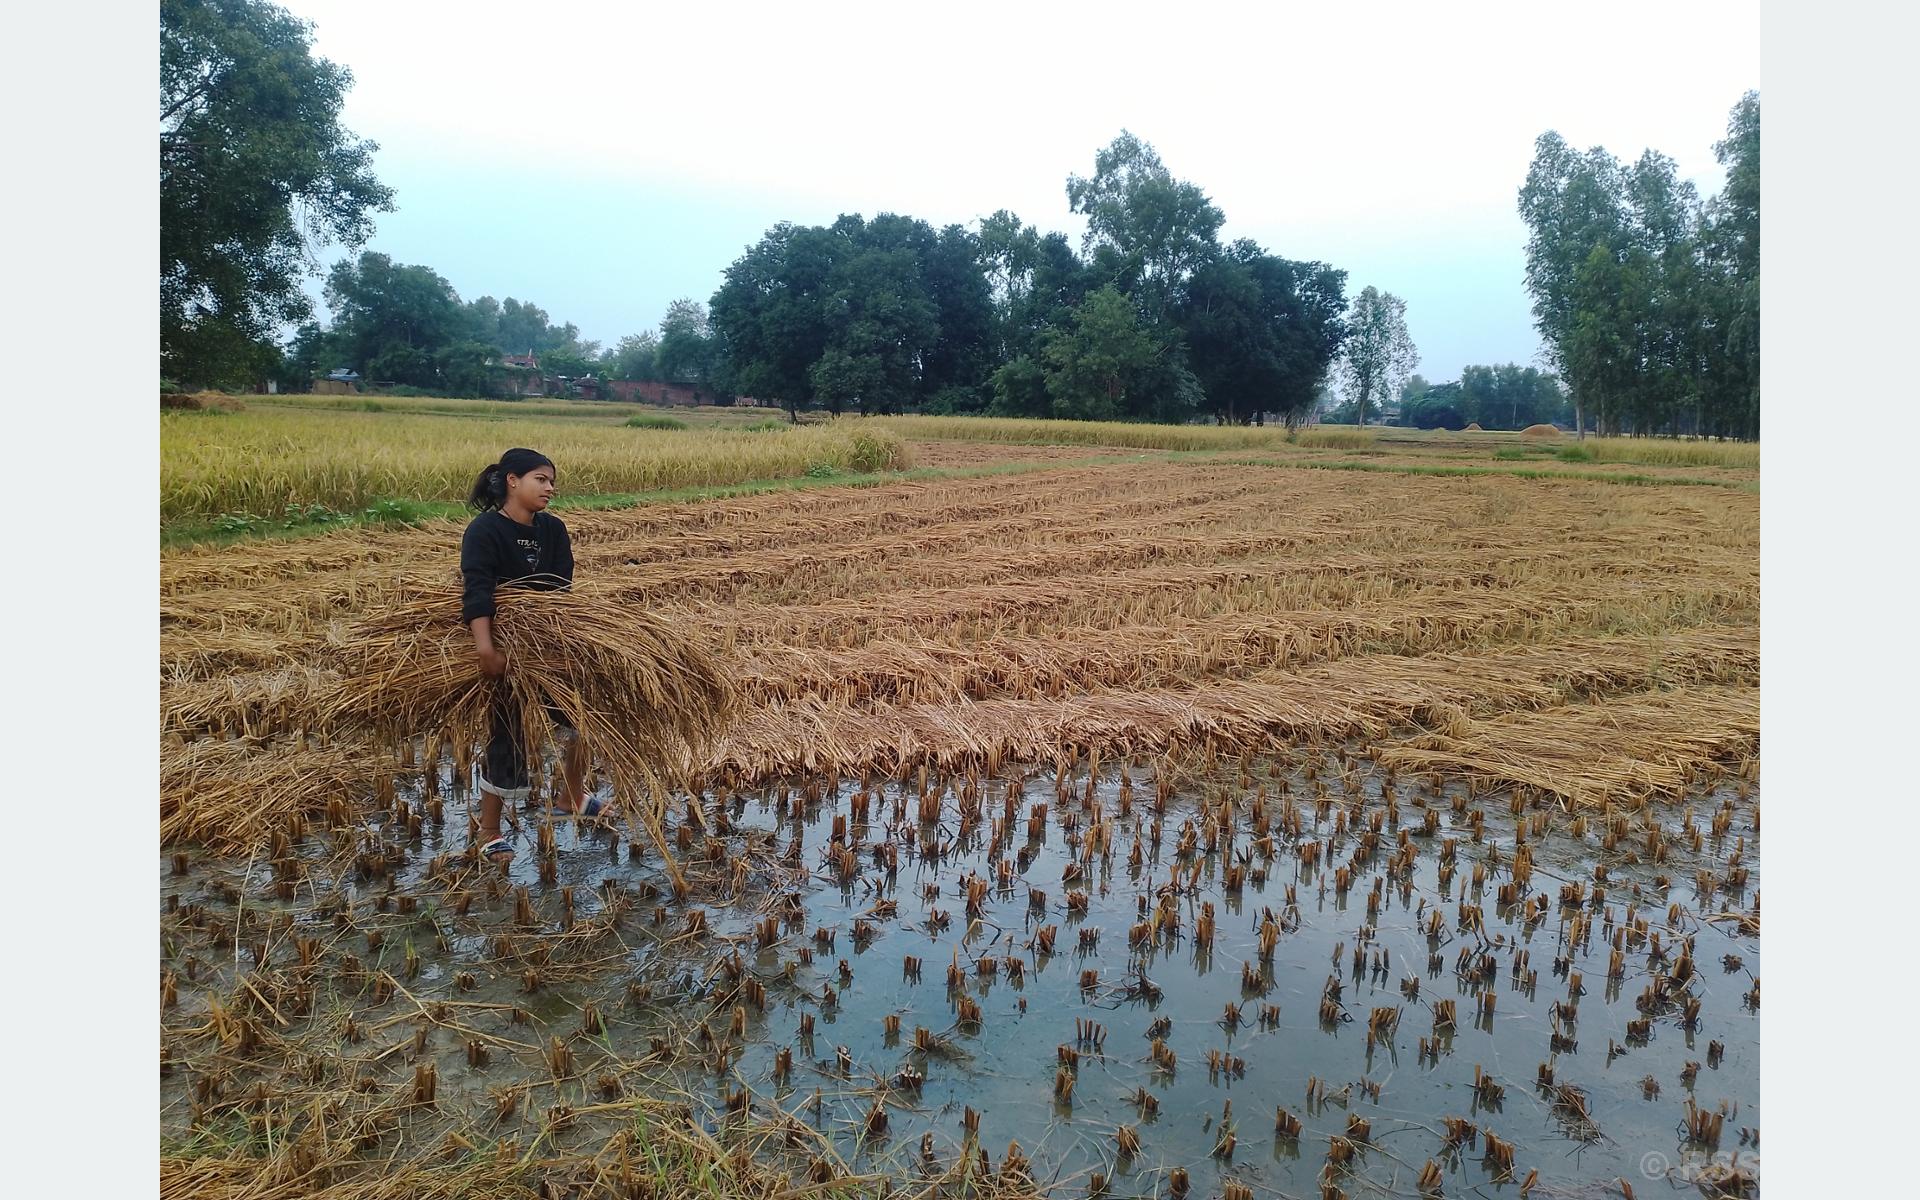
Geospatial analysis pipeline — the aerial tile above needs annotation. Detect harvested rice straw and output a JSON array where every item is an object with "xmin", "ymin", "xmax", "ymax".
[
  {"xmin": 318, "ymin": 582, "xmax": 738, "ymax": 880},
  {"xmin": 160, "ymin": 737, "xmax": 396, "ymax": 852},
  {"xmin": 1377, "ymin": 685, "xmax": 1759, "ymax": 807}
]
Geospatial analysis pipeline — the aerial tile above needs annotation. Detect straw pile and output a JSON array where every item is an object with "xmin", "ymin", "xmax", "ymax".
[
  {"xmin": 160, "ymin": 737, "xmax": 395, "ymax": 851},
  {"xmin": 1519, "ymin": 423, "xmax": 1562, "ymax": 438},
  {"xmin": 1377, "ymin": 684, "xmax": 1759, "ymax": 806},
  {"xmin": 318, "ymin": 581, "xmax": 738, "ymax": 806}
]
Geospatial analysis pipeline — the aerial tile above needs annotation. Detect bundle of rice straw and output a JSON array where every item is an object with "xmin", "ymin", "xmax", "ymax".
[{"xmin": 318, "ymin": 581, "xmax": 737, "ymax": 859}]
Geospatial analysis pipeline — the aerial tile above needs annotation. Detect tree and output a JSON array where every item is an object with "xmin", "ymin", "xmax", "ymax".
[
  {"xmin": 1402, "ymin": 382, "xmax": 1467, "ymax": 429},
  {"xmin": 1177, "ymin": 241, "xmax": 1349, "ymax": 426},
  {"xmin": 1517, "ymin": 133, "xmax": 1631, "ymax": 438},
  {"xmin": 608, "ymin": 332, "xmax": 661, "ymax": 381},
  {"xmin": 1457, "ymin": 364, "xmax": 1569, "ymax": 429},
  {"xmin": 320, "ymin": 252, "xmax": 512, "ymax": 397},
  {"xmin": 1067, "ymin": 131, "xmax": 1225, "ymax": 326},
  {"xmin": 1039, "ymin": 286, "xmax": 1200, "ymax": 422},
  {"xmin": 656, "ymin": 298, "xmax": 715, "ymax": 384},
  {"xmin": 711, "ymin": 222, "xmax": 841, "ymax": 421},
  {"xmin": 162, "ymin": 0, "xmax": 393, "ymax": 387},
  {"xmin": 1337, "ymin": 287, "xmax": 1418, "ymax": 427},
  {"xmin": 1701, "ymin": 92, "xmax": 1760, "ymax": 440}
]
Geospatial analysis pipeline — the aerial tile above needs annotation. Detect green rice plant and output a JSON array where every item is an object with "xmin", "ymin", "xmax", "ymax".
[{"xmin": 624, "ymin": 414, "xmax": 690, "ymax": 431}]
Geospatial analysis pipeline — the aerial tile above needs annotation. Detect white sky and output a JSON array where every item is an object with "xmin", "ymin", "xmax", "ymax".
[{"xmin": 287, "ymin": 0, "xmax": 1761, "ymax": 381}]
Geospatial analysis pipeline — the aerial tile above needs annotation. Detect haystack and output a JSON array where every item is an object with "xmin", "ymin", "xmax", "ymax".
[
  {"xmin": 319, "ymin": 582, "xmax": 738, "ymax": 864},
  {"xmin": 1519, "ymin": 423, "xmax": 1561, "ymax": 438},
  {"xmin": 1463, "ymin": 422, "xmax": 1483, "ymax": 431}
]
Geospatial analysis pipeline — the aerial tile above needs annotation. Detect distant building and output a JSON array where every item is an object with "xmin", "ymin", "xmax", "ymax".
[
  {"xmin": 312, "ymin": 367, "xmax": 361, "ymax": 395},
  {"xmin": 498, "ymin": 351, "xmax": 545, "ymax": 397},
  {"xmin": 603, "ymin": 380, "xmax": 733, "ymax": 407}
]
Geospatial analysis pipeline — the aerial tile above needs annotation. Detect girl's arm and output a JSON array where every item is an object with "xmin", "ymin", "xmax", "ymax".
[
  {"xmin": 470, "ymin": 616, "xmax": 507, "ymax": 677},
  {"xmin": 461, "ymin": 520, "xmax": 507, "ymax": 677},
  {"xmin": 556, "ymin": 520, "xmax": 574, "ymax": 587}
]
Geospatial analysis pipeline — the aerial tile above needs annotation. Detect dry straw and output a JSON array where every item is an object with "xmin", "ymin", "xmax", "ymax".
[{"xmin": 320, "ymin": 582, "xmax": 737, "ymax": 821}]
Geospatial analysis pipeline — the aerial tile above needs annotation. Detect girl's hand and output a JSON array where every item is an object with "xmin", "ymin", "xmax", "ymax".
[{"xmin": 478, "ymin": 644, "xmax": 508, "ymax": 678}]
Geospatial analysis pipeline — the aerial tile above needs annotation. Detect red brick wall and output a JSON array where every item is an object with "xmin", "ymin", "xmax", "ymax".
[{"xmin": 605, "ymin": 380, "xmax": 717, "ymax": 406}]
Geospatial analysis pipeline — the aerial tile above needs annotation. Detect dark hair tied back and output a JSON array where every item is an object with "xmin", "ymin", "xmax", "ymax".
[{"xmin": 467, "ymin": 447, "xmax": 555, "ymax": 511}]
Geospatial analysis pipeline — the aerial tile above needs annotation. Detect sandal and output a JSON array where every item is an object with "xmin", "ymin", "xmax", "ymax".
[
  {"xmin": 481, "ymin": 837, "xmax": 514, "ymax": 864},
  {"xmin": 548, "ymin": 795, "xmax": 612, "ymax": 819}
]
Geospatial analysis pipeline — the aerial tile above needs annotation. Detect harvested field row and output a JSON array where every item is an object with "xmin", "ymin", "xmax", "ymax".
[
  {"xmin": 161, "ymin": 625, "xmax": 1755, "ymax": 853},
  {"xmin": 160, "ymin": 737, "xmax": 398, "ymax": 851},
  {"xmin": 1377, "ymin": 683, "xmax": 1760, "ymax": 805},
  {"xmin": 157, "ymin": 464, "xmax": 1240, "ymax": 592},
  {"xmin": 162, "ymin": 568, "xmax": 1750, "ymax": 735},
  {"xmin": 706, "ymin": 628, "xmax": 1756, "ymax": 786},
  {"xmin": 730, "ymin": 579, "xmax": 1753, "ymax": 706},
  {"xmin": 160, "ymin": 462, "xmax": 1751, "ymax": 613}
]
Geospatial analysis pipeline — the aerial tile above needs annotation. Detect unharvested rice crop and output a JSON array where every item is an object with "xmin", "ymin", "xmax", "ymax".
[
  {"xmin": 161, "ymin": 408, "xmax": 909, "ymax": 522},
  {"xmin": 1578, "ymin": 435, "xmax": 1760, "ymax": 469},
  {"xmin": 873, "ymin": 413, "xmax": 1375, "ymax": 453}
]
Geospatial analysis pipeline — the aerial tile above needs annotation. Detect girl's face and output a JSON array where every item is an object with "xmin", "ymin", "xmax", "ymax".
[{"xmin": 509, "ymin": 465, "xmax": 557, "ymax": 511}]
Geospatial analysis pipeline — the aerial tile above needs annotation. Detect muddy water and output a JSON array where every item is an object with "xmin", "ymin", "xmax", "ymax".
[{"xmin": 161, "ymin": 754, "xmax": 1759, "ymax": 1197}]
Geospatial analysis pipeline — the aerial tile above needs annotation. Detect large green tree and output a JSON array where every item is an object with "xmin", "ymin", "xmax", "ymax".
[
  {"xmin": 322, "ymin": 252, "xmax": 494, "ymax": 390},
  {"xmin": 607, "ymin": 332, "xmax": 662, "ymax": 381},
  {"xmin": 161, "ymin": 0, "xmax": 392, "ymax": 387},
  {"xmin": 1701, "ymin": 92, "xmax": 1760, "ymax": 440},
  {"xmin": 1518, "ymin": 95, "xmax": 1758, "ymax": 440},
  {"xmin": 1066, "ymin": 131, "xmax": 1225, "ymax": 327},
  {"xmin": 1337, "ymin": 287, "xmax": 1418, "ymax": 427},
  {"xmin": 1039, "ymin": 286, "xmax": 1201, "ymax": 423},
  {"xmin": 710, "ymin": 222, "xmax": 841, "ymax": 421},
  {"xmin": 1518, "ymin": 132, "xmax": 1630, "ymax": 437},
  {"xmin": 1177, "ymin": 241, "xmax": 1349, "ymax": 426},
  {"xmin": 1454, "ymin": 364, "xmax": 1569, "ymax": 430},
  {"xmin": 656, "ymin": 298, "xmax": 716, "ymax": 384}
]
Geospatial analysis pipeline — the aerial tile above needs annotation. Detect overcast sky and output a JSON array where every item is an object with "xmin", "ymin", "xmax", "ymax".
[{"xmin": 287, "ymin": 0, "xmax": 1759, "ymax": 383}]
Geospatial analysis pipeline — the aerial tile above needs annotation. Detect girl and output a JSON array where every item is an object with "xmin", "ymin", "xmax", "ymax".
[{"xmin": 461, "ymin": 447, "xmax": 604, "ymax": 866}]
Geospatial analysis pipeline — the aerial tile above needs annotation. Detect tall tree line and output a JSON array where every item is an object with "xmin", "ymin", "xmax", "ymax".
[
  {"xmin": 713, "ymin": 132, "xmax": 1351, "ymax": 425},
  {"xmin": 1519, "ymin": 92, "xmax": 1760, "ymax": 439}
]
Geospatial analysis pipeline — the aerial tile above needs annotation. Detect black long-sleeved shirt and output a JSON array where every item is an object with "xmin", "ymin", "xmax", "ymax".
[{"xmin": 460, "ymin": 509, "xmax": 574, "ymax": 624}]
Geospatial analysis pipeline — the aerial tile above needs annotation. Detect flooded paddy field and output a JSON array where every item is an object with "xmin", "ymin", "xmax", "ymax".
[
  {"xmin": 160, "ymin": 457, "xmax": 1760, "ymax": 1196},
  {"xmin": 161, "ymin": 746, "xmax": 1759, "ymax": 1199}
]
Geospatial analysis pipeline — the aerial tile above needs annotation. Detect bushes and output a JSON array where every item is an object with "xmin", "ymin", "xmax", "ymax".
[{"xmin": 624, "ymin": 414, "xmax": 690, "ymax": 431}]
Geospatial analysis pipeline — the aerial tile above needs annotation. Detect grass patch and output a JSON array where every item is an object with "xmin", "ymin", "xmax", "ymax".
[
  {"xmin": 624, "ymin": 414, "xmax": 689, "ymax": 430},
  {"xmin": 1557, "ymin": 443, "xmax": 1597, "ymax": 463}
]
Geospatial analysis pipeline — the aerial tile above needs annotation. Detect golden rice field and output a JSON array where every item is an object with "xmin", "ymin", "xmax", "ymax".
[
  {"xmin": 158, "ymin": 430, "xmax": 1760, "ymax": 1200},
  {"xmin": 873, "ymin": 414, "xmax": 1379, "ymax": 453},
  {"xmin": 161, "ymin": 408, "xmax": 908, "ymax": 522}
]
